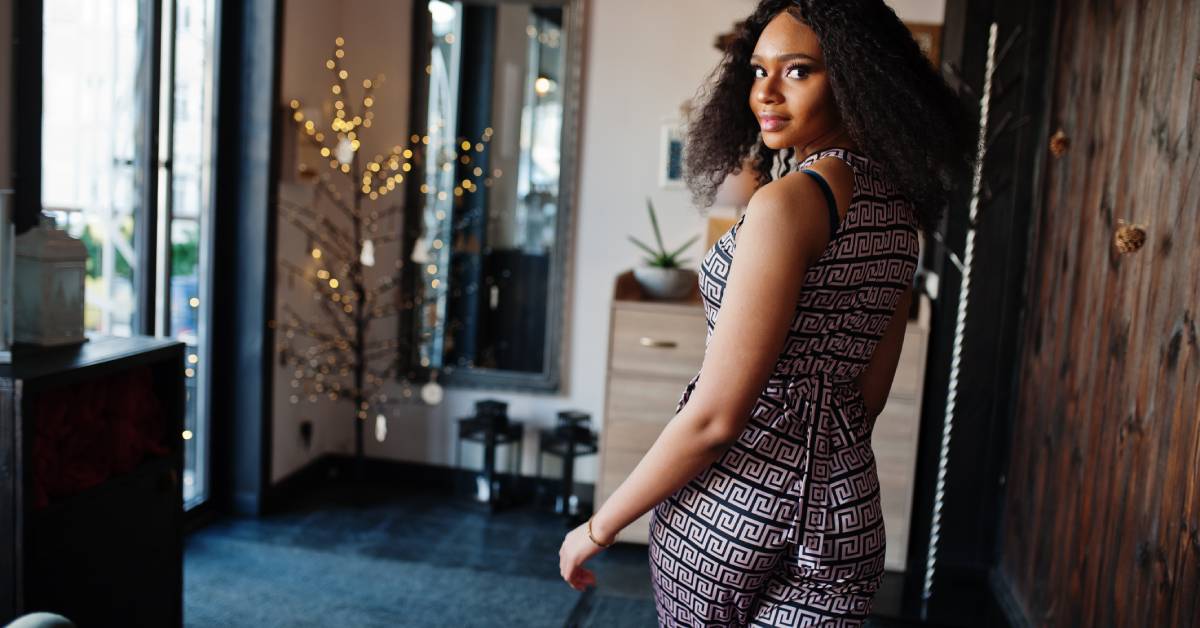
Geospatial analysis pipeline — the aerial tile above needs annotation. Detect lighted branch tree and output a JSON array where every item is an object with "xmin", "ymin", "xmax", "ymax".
[{"xmin": 273, "ymin": 35, "xmax": 498, "ymax": 466}]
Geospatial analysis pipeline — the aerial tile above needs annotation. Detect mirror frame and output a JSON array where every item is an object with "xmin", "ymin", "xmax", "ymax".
[{"xmin": 397, "ymin": 0, "xmax": 585, "ymax": 393}]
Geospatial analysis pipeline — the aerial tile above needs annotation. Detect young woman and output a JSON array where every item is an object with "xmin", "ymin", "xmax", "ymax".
[{"xmin": 559, "ymin": 0, "xmax": 972, "ymax": 625}]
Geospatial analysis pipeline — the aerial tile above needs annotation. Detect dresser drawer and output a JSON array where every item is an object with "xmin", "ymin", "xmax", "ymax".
[
  {"xmin": 610, "ymin": 307, "xmax": 706, "ymax": 379},
  {"xmin": 596, "ymin": 450, "xmax": 654, "ymax": 544},
  {"xmin": 602, "ymin": 418, "xmax": 668, "ymax": 454},
  {"xmin": 602, "ymin": 372, "xmax": 688, "ymax": 456},
  {"xmin": 606, "ymin": 372, "xmax": 690, "ymax": 421}
]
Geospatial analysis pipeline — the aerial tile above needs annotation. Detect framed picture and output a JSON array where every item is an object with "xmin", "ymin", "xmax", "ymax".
[{"xmin": 659, "ymin": 119, "xmax": 685, "ymax": 189}]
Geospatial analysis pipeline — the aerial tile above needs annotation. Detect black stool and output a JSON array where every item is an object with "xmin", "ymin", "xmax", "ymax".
[
  {"xmin": 536, "ymin": 410, "xmax": 598, "ymax": 523},
  {"xmin": 456, "ymin": 399, "xmax": 524, "ymax": 511}
]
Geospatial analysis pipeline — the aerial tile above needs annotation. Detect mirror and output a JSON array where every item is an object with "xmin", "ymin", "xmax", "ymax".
[{"xmin": 400, "ymin": 0, "xmax": 582, "ymax": 392}]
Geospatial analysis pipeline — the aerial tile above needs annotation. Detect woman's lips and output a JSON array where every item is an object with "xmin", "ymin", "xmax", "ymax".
[{"xmin": 758, "ymin": 114, "xmax": 789, "ymax": 132}]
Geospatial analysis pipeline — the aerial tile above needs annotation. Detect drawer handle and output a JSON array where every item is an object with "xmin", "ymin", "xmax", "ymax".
[{"xmin": 639, "ymin": 337, "xmax": 677, "ymax": 349}]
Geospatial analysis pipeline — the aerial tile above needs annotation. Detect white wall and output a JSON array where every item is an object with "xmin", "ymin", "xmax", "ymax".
[
  {"xmin": 271, "ymin": 0, "xmax": 946, "ymax": 485},
  {"xmin": 887, "ymin": 0, "xmax": 946, "ymax": 24}
]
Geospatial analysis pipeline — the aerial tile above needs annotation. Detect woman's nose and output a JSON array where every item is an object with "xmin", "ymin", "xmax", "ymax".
[{"xmin": 755, "ymin": 78, "xmax": 782, "ymax": 104}]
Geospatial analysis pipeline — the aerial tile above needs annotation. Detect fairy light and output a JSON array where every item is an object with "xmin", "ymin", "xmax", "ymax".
[{"xmin": 277, "ymin": 35, "xmax": 509, "ymax": 452}]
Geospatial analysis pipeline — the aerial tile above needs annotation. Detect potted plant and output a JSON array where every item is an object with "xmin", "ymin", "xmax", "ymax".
[{"xmin": 628, "ymin": 198, "xmax": 700, "ymax": 300}]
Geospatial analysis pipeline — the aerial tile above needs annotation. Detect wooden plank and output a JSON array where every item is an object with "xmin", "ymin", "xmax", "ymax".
[{"xmin": 1001, "ymin": 0, "xmax": 1200, "ymax": 624}]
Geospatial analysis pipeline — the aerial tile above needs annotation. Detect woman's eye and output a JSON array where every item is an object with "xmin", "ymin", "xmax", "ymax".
[
  {"xmin": 752, "ymin": 65, "xmax": 810, "ymax": 79},
  {"xmin": 786, "ymin": 65, "xmax": 811, "ymax": 79}
]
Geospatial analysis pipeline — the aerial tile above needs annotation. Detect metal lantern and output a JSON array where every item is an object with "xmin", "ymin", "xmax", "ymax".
[{"xmin": 14, "ymin": 213, "xmax": 87, "ymax": 346}]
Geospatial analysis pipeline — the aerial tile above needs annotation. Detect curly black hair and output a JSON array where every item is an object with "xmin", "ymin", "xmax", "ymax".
[{"xmin": 683, "ymin": 0, "xmax": 975, "ymax": 235}]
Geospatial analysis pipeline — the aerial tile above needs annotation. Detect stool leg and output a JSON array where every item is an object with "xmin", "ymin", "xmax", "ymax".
[
  {"xmin": 516, "ymin": 440, "xmax": 524, "ymax": 501},
  {"xmin": 484, "ymin": 425, "xmax": 497, "ymax": 508},
  {"xmin": 563, "ymin": 445, "xmax": 575, "ymax": 519}
]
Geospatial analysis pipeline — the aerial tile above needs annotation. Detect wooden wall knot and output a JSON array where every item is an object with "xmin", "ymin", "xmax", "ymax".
[
  {"xmin": 1118, "ymin": 413, "xmax": 1140, "ymax": 443},
  {"xmin": 1113, "ymin": 219, "xmax": 1147, "ymax": 255},
  {"xmin": 1048, "ymin": 128, "xmax": 1070, "ymax": 157}
]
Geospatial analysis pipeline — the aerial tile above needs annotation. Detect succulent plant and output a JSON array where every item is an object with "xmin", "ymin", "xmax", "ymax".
[{"xmin": 627, "ymin": 197, "xmax": 699, "ymax": 269}]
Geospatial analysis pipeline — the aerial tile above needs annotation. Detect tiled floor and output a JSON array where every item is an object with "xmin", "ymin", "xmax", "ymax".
[
  {"xmin": 185, "ymin": 476, "xmax": 659, "ymax": 627},
  {"xmin": 184, "ymin": 476, "xmax": 953, "ymax": 627}
]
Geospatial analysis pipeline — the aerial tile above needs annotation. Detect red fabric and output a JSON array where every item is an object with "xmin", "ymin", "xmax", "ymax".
[{"xmin": 31, "ymin": 365, "xmax": 169, "ymax": 509}]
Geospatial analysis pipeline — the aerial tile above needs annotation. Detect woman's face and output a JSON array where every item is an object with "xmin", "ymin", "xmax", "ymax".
[{"xmin": 748, "ymin": 11, "xmax": 842, "ymax": 151}]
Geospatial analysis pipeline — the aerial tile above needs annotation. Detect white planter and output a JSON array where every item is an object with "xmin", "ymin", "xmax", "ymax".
[{"xmin": 633, "ymin": 266, "xmax": 696, "ymax": 300}]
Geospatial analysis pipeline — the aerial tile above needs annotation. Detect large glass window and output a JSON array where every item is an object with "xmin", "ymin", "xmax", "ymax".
[
  {"xmin": 42, "ymin": 0, "xmax": 148, "ymax": 336},
  {"xmin": 41, "ymin": 0, "xmax": 219, "ymax": 507}
]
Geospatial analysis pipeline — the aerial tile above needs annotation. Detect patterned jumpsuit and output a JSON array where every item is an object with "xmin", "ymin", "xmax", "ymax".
[{"xmin": 647, "ymin": 148, "xmax": 920, "ymax": 627}]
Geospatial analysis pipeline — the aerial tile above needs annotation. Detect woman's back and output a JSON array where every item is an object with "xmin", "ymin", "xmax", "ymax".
[{"xmin": 682, "ymin": 146, "xmax": 920, "ymax": 419}]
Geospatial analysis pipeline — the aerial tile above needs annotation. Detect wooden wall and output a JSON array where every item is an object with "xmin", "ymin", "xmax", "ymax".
[{"xmin": 1000, "ymin": 0, "xmax": 1200, "ymax": 625}]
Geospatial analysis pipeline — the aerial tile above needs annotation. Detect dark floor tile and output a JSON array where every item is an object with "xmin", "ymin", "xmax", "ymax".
[{"xmin": 186, "ymin": 477, "xmax": 951, "ymax": 627}]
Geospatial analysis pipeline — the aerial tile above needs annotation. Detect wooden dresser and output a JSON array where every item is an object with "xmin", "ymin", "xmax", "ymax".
[
  {"xmin": 595, "ymin": 271, "xmax": 708, "ymax": 544},
  {"xmin": 595, "ymin": 269, "xmax": 931, "ymax": 572}
]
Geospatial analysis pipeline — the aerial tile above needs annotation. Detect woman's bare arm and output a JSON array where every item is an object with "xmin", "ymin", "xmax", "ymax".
[{"xmin": 588, "ymin": 165, "xmax": 851, "ymax": 544}]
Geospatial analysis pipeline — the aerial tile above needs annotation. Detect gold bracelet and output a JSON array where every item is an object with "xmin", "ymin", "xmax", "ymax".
[{"xmin": 587, "ymin": 516, "xmax": 614, "ymax": 548}]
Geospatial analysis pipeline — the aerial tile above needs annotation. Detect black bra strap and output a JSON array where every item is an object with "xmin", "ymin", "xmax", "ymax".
[{"xmin": 800, "ymin": 169, "xmax": 839, "ymax": 241}]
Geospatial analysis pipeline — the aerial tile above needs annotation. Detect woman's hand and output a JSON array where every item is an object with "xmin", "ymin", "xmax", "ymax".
[{"xmin": 558, "ymin": 520, "xmax": 607, "ymax": 591}]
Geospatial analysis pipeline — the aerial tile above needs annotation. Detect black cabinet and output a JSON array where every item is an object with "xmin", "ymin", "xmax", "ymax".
[{"xmin": 0, "ymin": 334, "xmax": 185, "ymax": 627}]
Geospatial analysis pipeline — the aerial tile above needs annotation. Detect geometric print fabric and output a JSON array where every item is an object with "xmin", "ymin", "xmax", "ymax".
[{"xmin": 649, "ymin": 148, "xmax": 920, "ymax": 626}]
